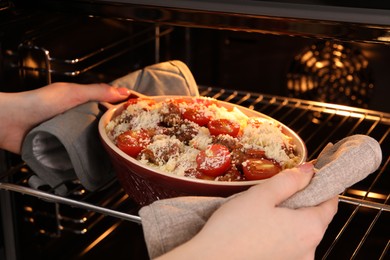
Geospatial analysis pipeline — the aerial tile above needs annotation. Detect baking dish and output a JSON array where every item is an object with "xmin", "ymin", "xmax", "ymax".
[{"xmin": 98, "ymin": 92, "xmax": 307, "ymax": 206}]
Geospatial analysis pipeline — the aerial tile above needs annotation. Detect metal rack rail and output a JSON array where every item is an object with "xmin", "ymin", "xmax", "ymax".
[{"xmin": 0, "ymin": 86, "xmax": 389, "ymax": 259}]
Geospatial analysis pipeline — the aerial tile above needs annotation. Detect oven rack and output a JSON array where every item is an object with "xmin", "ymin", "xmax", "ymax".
[
  {"xmin": 0, "ymin": 86, "xmax": 389, "ymax": 259},
  {"xmin": 17, "ymin": 22, "xmax": 173, "ymax": 83},
  {"xmin": 0, "ymin": 180, "xmax": 141, "ymax": 224},
  {"xmin": 2, "ymin": 7, "xmax": 174, "ymax": 91},
  {"xmin": 0, "ymin": 86, "xmax": 388, "ymax": 216},
  {"xmin": 0, "ymin": 85, "xmax": 389, "ymax": 214},
  {"xmin": 1, "ymin": 177, "xmax": 389, "ymax": 219}
]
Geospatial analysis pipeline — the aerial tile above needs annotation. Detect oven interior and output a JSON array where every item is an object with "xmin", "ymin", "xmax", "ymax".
[{"xmin": 1, "ymin": 1, "xmax": 389, "ymax": 259}]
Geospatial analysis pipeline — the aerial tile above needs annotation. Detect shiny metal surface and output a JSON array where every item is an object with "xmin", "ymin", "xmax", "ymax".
[
  {"xmin": 42, "ymin": 0, "xmax": 390, "ymax": 44},
  {"xmin": 0, "ymin": 182, "xmax": 142, "ymax": 224}
]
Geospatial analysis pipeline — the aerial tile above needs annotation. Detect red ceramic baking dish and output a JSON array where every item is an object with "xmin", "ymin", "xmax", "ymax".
[{"xmin": 98, "ymin": 92, "xmax": 307, "ymax": 206}]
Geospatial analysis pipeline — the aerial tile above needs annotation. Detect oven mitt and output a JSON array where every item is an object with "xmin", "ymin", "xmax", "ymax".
[
  {"xmin": 112, "ymin": 60, "xmax": 199, "ymax": 97},
  {"xmin": 21, "ymin": 60, "xmax": 199, "ymax": 195},
  {"xmin": 139, "ymin": 134, "xmax": 382, "ymax": 259}
]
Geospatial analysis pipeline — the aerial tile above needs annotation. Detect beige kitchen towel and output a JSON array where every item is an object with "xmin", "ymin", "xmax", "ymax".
[
  {"xmin": 139, "ymin": 134, "xmax": 382, "ymax": 259},
  {"xmin": 281, "ymin": 134, "xmax": 382, "ymax": 208}
]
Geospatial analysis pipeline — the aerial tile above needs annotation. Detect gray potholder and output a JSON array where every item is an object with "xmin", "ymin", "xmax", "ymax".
[
  {"xmin": 139, "ymin": 134, "xmax": 382, "ymax": 259},
  {"xmin": 21, "ymin": 60, "xmax": 199, "ymax": 195}
]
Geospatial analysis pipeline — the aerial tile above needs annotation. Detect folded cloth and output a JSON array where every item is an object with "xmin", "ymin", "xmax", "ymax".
[
  {"xmin": 21, "ymin": 60, "xmax": 199, "ymax": 195},
  {"xmin": 281, "ymin": 134, "xmax": 382, "ymax": 208},
  {"xmin": 22, "ymin": 102, "xmax": 112, "ymax": 195},
  {"xmin": 112, "ymin": 60, "xmax": 199, "ymax": 97},
  {"xmin": 139, "ymin": 134, "xmax": 382, "ymax": 259}
]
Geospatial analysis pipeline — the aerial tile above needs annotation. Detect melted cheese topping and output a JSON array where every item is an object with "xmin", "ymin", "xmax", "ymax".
[{"xmin": 106, "ymin": 97, "xmax": 300, "ymax": 178}]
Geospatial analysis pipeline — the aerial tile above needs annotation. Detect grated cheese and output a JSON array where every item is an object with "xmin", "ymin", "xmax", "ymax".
[{"xmin": 106, "ymin": 97, "xmax": 300, "ymax": 180}]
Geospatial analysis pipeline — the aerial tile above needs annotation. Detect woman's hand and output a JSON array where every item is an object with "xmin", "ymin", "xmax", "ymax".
[
  {"xmin": 158, "ymin": 163, "xmax": 338, "ymax": 260},
  {"xmin": 0, "ymin": 82, "xmax": 131, "ymax": 154}
]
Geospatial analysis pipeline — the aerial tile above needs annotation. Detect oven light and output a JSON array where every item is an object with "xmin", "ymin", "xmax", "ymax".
[
  {"xmin": 376, "ymin": 32, "xmax": 390, "ymax": 42},
  {"xmin": 377, "ymin": 36, "xmax": 390, "ymax": 42},
  {"xmin": 78, "ymin": 222, "xmax": 121, "ymax": 257},
  {"xmin": 299, "ymin": 76, "xmax": 309, "ymax": 92},
  {"xmin": 346, "ymin": 188, "xmax": 387, "ymax": 200},
  {"xmin": 300, "ymin": 50, "xmax": 313, "ymax": 63},
  {"xmin": 24, "ymin": 55, "xmax": 39, "ymax": 69},
  {"xmin": 306, "ymin": 56, "xmax": 317, "ymax": 67},
  {"xmin": 288, "ymin": 41, "xmax": 373, "ymax": 109},
  {"xmin": 315, "ymin": 61, "xmax": 327, "ymax": 69},
  {"xmin": 333, "ymin": 50, "xmax": 342, "ymax": 57},
  {"xmin": 333, "ymin": 59, "xmax": 344, "ymax": 68},
  {"xmin": 24, "ymin": 206, "xmax": 33, "ymax": 212},
  {"xmin": 367, "ymin": 192, "xmax": 387, "ymax": 200},
  {"xmin": 73, "ymin": 189, "xmax": 86, "ymax": 196}
]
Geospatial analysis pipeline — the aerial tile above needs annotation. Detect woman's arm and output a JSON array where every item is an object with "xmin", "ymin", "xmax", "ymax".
[
  {"xmin": 158, "ymin": 163, "xmax": 338, "ymax": 260},
  {"xmin": 0, "ymin": 82, "xmax": 130, "ymax": 154}
]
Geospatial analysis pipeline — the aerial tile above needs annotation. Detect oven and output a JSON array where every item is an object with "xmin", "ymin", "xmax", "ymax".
[{"xmin": 0, "ymin": 0, "xmax": 389, "ymax": 259}]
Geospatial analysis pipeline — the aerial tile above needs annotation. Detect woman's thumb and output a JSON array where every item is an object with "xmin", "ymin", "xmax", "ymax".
[{"xmin": 248, "ymin": 163, "xmax": 315, "ymax": 206}]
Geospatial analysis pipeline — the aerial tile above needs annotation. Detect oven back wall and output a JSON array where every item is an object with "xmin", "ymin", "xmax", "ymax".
[
  {"xmin": 1, "ymin": 6, "xmax": 389, "ymax": 114},
  {"xmin": 186, "ymin": 28, "xmax": 390, "ymax": 113}
]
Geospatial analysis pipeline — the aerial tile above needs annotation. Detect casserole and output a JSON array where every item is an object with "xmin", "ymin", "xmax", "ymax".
[{"xmin": 98, "ymin": 92, "xmax": 307, "ymax": 205}]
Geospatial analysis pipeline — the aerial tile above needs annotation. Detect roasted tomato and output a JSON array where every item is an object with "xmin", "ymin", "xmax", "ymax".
[
  {"xmin": 242, "ymin": 158, "xmax": 282, "ymax": 180},
  {"xmin": 245, "ymin": 148, "xmax": 266, "ymax": 159},
  {"xmin": 178, "ymin": 98, "xmax": 221, "ymax": 126},
  {"xmin": 116, "ymin": 129, "xmax": 151, "ymax": 158},
  {"xmin": 196, "ymin": 144, "xmax": 231, "ymax": 177},
  {"xmin": 182, "ymin": 107, "xmax": 211, "ymax": 126},
  {"xmin": 208, "ymin": 118, "xmax": 240, "ymax": 137}
]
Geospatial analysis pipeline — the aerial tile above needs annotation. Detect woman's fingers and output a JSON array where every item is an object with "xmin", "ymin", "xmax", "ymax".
[
  {"xmin": 0, "ymin": 82, "xmax": 132, "ymax": 154},
  {"xmin": 30, "ymin": 82, "xmax": 132, "ymax": 119},
  {"xmin": 293, "ymin": 196, "xmax": 339, "ymax": 249},
  {"xmin": 310, "ymin": 195, "xmax": 339, "ymax": 227},
  {"xmin": 248, "ymin": 162, "xmax": 315, "ymax": 206},
  {"xmin": 44, "ymin": 83, "xmax": 131, "ymax": 105},
  {"xmin": 73, "ymin": 83, "xmax": 132, "ymax": 103}
]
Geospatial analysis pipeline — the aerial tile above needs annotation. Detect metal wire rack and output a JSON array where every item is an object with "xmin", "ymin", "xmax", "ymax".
[{"xmin": 0, "ymin": 86, "xmax": 389, "ymax": 259}]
